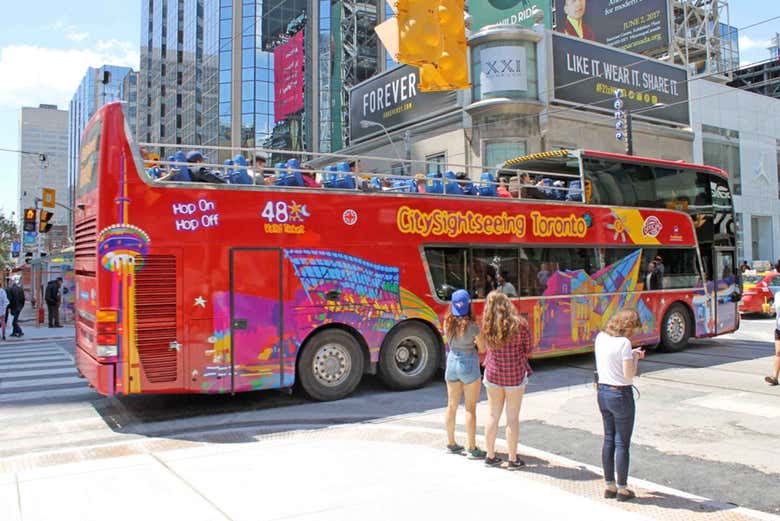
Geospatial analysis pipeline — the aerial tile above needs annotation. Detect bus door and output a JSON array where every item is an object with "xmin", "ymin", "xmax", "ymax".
[
  {"xmin": 714, "ymin": 248, "xmax": 738, "ymax": 334},
  {"xmin": 229, "ymin": 248, "xmax": 286, "ymax": 392}
]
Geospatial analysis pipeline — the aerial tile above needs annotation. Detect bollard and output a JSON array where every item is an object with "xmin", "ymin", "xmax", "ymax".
[{"xmin": 37, "ymin": 305, "xmax": 44, "ymax": 326}]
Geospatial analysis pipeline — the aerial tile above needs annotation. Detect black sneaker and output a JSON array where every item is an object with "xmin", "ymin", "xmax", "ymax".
[
  {"xmin": 502, "ymin": 457, "xmax": 525, "ymax": 470},
  {"xmin": 446, "ymin": 443, "xmax": 464, "ymax": 454},
  {"xmin": 766, "ymin": 376, "xmax": 779, "ymax": 386},
  {"xmin": 484, "ymin": 456, "xmax": 502, "ymax": 467},
  {"xmin": 466, "ymin": 447, "xmax": 486, "ymax": 459}
]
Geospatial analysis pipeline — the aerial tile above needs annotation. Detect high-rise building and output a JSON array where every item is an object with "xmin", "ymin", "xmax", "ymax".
[
  {"xmin": 138, "ymin": 0, "xmax": 381, "ymax": 161},
  {"xmin": 18, "ymin": 105, "xmax": 69, "ymax": 247},
  {"xmin": 68, "ymin": 65, "xmax": 136, "ymax": 234}
]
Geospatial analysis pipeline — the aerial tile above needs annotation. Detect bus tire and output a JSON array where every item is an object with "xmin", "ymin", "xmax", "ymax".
[
  {"xmin": 379, "ymin": 322, "xmax": 439, "ymax": 390},
  {"xmin": 297, "ymin": 329, "xmax": 364, "ymax": 401},
  {"xmin": 659, "ymin": 303, "xmax": 691, "ymax": 352}
]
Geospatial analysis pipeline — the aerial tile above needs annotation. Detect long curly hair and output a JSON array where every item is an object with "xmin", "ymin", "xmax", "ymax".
[
  {"xmin": 443, "ymin": 309, "xmax": 477, "ymax": 340},
  {"xmin": 481, "ymin": 290, "xmax": 525, "ymax": 349},
  {"xmin": 603, "ymin": 309, "xmax": 641, "ymax": 337}
]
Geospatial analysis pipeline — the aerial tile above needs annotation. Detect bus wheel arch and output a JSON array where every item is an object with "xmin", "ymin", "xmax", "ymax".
[
  {"xmin": 659, "ymin": 301, "xmax": 693, "ymax": 353},
  {"xmin": 378, "ymin": 319, "xmax": 443, "ymax": 390},
  {"xmin": 295, "ymin": 325, "xmax": 368, "ymax": 401}
]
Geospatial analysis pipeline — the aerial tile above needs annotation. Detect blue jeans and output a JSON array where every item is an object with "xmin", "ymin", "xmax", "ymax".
[
  {"xmin": 444, "ymin": 349, "xmax": 480, "ymax": 384},
  {"xmin": 597, "ymin": 385, "xmax": 635, "ymax": 487}
]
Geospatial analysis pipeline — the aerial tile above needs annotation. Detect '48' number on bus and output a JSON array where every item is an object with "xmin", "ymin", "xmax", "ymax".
[{"xmin": 262, "ymin": 201, "xmax": 289, "ymax": 223}]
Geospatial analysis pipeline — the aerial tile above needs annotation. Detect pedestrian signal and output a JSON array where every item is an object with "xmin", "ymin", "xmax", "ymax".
[
  {"xmin": 23, "ymin": 208, "xmax": 37, "ymax": 232},
  {"xmin": 39, "ymin": 210, "xmax": 54, "ymax": 233}
]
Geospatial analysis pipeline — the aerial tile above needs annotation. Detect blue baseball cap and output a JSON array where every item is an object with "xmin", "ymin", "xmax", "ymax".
[{"xmin": 450, "ymin": 289, "xmax": 470, "ymax": 317}]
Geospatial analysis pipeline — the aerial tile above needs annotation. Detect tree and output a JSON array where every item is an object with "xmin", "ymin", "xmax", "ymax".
[{"xmin": 0, "ymin": 211, "xmax": 20, "ymax": 272}]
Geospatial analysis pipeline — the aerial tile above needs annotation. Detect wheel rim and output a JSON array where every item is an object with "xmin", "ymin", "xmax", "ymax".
[
  {"xmin": 666, "ymin": 311, "xmax": 686, "ymax": 344},
  {"xmin": 312, "ymin": 343, "xmax": 352, "ymax": 387},
  {"xmin": 391, "ymin": 335, "xmax": 428, "ymax": 377}
]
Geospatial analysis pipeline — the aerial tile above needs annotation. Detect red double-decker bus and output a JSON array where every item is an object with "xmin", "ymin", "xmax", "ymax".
[{"xmin": 74, "ymin": 103, "xmax": 737, "ymax": 401}]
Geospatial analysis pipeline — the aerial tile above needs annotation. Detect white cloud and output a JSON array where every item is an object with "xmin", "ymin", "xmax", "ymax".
[
  {"xmin": 0, "ymin": 44, "xmax": 139, "ymax": 110},
  {"xmin": 50, "ymin": 20, "xmax": 90, "ymax": 43},
  {"xmin": 739, "ymin": 35, "xmax": 771, "ymax": 51}
]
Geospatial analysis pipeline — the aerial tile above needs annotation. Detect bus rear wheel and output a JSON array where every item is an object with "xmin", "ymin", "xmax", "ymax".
[
  {"xmin": 659, "ymin": 303, "xmax": 691, "ymax": 352},
  {"xmin": 298, "ymin": 329, "xmax": 364, "ymax": 401},
  {"xmin": 379, "ymin": 323, "xmax": 439, "ymax": 390}
]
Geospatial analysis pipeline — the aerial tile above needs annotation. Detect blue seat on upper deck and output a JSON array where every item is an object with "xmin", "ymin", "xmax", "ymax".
[
  {"xmin": 335, "ymin": 161, "xmax": 356, "ymax": 189},
  {"xmin": 322, "ymin": 165, "xmax": 338, "ymax": 188},
  {"xmin": 426, "ymin": 173, "xmax": 443, "ymax": 194},
  {"xmin": 479, "ymin": 172, "xmax": 497, "ymax": 197},
  {"xmin": 444, "ymin": 171, "xmax": 462, "ymax": 195},
  {"xmin": 229, "ymin": 155, "xmax": 253, "ymax": 185},
  {"xmin": 171, "ymin": 151, "xmax": 192, "ymax": 182},
  {"xmin": 567, "ymin": 180, "xmax": 583, "ymax": 201},
  {"xmin": 276, "ymin": 159, "xmax": 305, "ymax": 186}
]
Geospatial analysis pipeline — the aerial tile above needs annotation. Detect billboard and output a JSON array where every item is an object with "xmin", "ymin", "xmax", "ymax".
[
  {"xmin": 470, "ymin": 0, "xmax": 552, "ymax": 32},
  {"xmin": 552, "ymin": 33, "xmax": 689, "ymax": 125},
  {"xmin": 349, "ymin": 65, "xmax": 459, "ymax": 143},
  {"xmin": 274, "ymin": 30, "xmax": 305, "ymax": 122},
  {"xmin": 554, "ymin": 0, "xmax": 669, "ymax": 55}
]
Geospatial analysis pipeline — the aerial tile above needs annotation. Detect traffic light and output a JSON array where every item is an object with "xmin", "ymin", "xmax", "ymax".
[
  {"xmin": 396, "ymin": 0, "xmax": 441, "ymax": 65},
  {"xmin": 39, "ymin": 210, "xmax": 53, "ymax": 233},
  {"xmin": 23, "ymin": 208, "xmax": 37, "ymax": 232},
  {"xmin": 429, "ymin": 0, "xmax": 469, "ymax": 91},
  {"xmin": 376, "ymin": 0, "xmax": 469, "ymax": 92}
]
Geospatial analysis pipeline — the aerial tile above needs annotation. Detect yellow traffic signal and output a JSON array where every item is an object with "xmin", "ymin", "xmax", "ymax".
[
  {"xmin": 39, "ymin": 210, "xmax": 54, "ymax": 233},
  {"xmin": 23, "ymin": 208, "xmax": 37, "ymax": 232},
  {"xmin": 396, "ymin": 0, "xmax": 441, "ymax": 65},
  {"xmin": 431, "ymin": 0, "xmax": 469, "ymax": 91}
]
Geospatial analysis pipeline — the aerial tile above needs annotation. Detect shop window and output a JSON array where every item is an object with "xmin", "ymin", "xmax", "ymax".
[{"xmin": 425, "ymin": 153, "xmax": 446, "ymax": 176}]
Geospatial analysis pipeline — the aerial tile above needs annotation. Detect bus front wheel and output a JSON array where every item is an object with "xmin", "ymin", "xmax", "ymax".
[
  {"xmin": 379, "ymin": 323, "xmax": 439, "ymax": 390},
  {"xmin": 659, "ymin": 303, "xmax": 691, "ymax": 352},
  {"xmin": 298, "ymin": 329, "xmax": 364, "ymax": 401}
]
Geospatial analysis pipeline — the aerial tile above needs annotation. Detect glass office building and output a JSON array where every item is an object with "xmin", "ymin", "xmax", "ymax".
[
  {"xmin": 68, "ymin": 65, "xmax": 135, "ymax": 232},
  {"xmin": 139, "ymin": 0, "xmax": 381, "ymax": 160}
]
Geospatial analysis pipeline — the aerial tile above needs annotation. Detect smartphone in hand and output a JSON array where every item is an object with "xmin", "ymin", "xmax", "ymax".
[{"xmin": 633, "ymin": 348, "xmax": 646, "ymax": 360}]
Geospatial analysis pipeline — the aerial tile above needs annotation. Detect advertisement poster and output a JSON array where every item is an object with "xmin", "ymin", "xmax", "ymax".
[
  {"xmin": 552, "ymin": 33, "xmax": 689, "ymax": 125},
  {"xmin": 349, "ymin": 65, "xmax": 459, "ymax": 142},
  {"xmin": 274, "ymin": 30, "xmax": 305, "ymax": 121},
  {"xmin": 554, "ymin": 0, "xmax": 670, "ymax": 55},
  {"xmin": 469, "ymin": 0, "xmax": 552, "ymax": 32}
]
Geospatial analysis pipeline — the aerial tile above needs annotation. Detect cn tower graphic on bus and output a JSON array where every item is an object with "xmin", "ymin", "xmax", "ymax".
[{"xmin": 97, "ymin": 152, "xmax": 150, "ymax": 394}]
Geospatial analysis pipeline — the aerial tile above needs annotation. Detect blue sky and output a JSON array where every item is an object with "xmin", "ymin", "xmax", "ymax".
[
  {"xmin": 0, "ymin": 1, "xmax": 140, "ymax": 218},
  {"xmin": 0, "ymin": 1, "xmax": 778, "ymax": 218}
]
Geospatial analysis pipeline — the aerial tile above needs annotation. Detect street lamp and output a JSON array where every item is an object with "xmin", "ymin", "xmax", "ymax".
[{"xmin": 359, "ymin": 120, "xmax": 406, "ymax": 173}]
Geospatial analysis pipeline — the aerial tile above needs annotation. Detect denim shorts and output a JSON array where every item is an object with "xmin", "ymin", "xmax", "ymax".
[
  {"xmin": 444, "ymin": 349, "xmax": 481, "ymax": 384},
  {"xmin": 483, "ymin": 375, "xmax": 528, "ymax": 390}
]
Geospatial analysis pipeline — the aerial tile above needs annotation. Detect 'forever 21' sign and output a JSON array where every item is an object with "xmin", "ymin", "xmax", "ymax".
[{"xmin": 349, "ymin": 64, "xmax": 459, "ymax": 143}]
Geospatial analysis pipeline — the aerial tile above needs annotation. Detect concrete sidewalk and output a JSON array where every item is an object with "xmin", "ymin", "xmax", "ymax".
[
  {"xmin": 1, "ymin": 422, "xmax": 776, "ymax": 521},
  {"xmin": 0, "ymin": 323, "xmax": 74, "ymax": 344}
]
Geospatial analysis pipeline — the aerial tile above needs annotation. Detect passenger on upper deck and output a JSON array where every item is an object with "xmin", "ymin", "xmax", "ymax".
[
  {"xmin": 520, "ymin": 172, "xmax": 547, "ymax": 200},
  {"xmin": 187, "ymin": 151, "xmax": 226, "ymax": 183},
  {"xmin": 414, "ymin": 173, "xmax": 427, "ymax": 193}
]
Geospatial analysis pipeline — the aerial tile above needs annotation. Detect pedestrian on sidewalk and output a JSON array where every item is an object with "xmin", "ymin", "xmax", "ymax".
[
  {"xmin": 481, "ymin": 290, "xmax": 533, "ymax": 469},
  {"xmin": 595, "ymin": 309, "xmax": 645, "ymax": 501},
  {"xmin": 7, "ymin": 280, "xmax": 25, "ymax": 338},
  {"xmin": 765, "ymin": 292, "xmax": 780, "ymax": 386},
  {"xmin": 0, "ymin": 283, "xmax": 9, "ymax": 341},
  {"xmin": 442, "ymin": 289, "xmax": 486, "ymax": 459},
  {"xmin": 45, "ymin": 277, "xmax": 64, "ymax": 328}
]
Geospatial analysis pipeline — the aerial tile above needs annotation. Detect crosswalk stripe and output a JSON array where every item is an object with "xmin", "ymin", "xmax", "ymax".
[
  {"xmin": 0, "ymin": 358, "xmax": 71, "ymax": 368},
  {"xmin": 0, "ymin": 367, "xmax": 79, "ymax": 379},
  {"xmin": 0, "ymin": 386, "xmax": 95, "ymax": 404},
  {"xmin": 0, "ymin": 348, "xmax": 64, "ymax": 358},
  {"xmin": 0, "ymin": 361, "xmax": 73, "ymax": 371},
  {"xmin": 0, "ymin": 375, "xmax": 83, "ymax": 391}
]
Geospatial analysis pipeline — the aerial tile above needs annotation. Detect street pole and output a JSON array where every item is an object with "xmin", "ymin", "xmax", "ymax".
[{"xmin": 625, "ymin": 110, "xmax": 634, "ymax": 156}]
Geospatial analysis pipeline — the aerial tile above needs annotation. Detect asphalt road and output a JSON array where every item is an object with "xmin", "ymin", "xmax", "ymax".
[{"xmin": 1, "ymin": 316, "xmax": 778, "ymax": 513}]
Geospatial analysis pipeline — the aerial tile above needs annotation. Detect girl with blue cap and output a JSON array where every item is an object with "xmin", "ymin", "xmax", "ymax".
[{"xmin": 443, "ymin": 289, "xmax": 486, "ymax": 458}]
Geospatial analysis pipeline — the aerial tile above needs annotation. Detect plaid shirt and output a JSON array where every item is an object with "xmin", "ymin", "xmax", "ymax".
[{"xmin": 484, "ymin": 326, "xmax": 533, "ymax": 387}]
